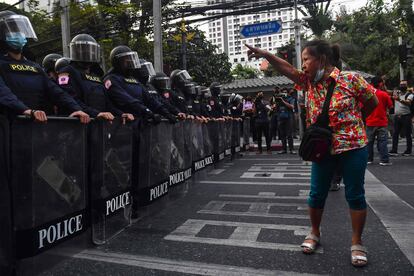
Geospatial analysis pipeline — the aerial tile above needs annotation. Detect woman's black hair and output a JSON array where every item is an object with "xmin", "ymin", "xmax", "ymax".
[{"xmin": 304, "ymin": 40, "xmax": 341, "ymax": 69}]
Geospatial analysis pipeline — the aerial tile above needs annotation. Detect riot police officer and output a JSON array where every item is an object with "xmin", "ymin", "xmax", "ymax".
[
  {"xmin": 209, "ymin": 82, "xmax": 226, "ymax": 121},
  {"xmin": 0, "ymin": 10, "xmax": 89, "ymax": 123},
  {"xmin": 228, "ymin": 93, "xmax": 243, "ymax": 118},
  {"xmin": 104, "ymin": 45, "xmax": 176, "ymax": 123},
  {"xmin": 150, "ymin": 71, "xmax": 186, "ymax": 119},
  {"xmin": 56, "ymin": 34, "xmax": 133, "ymax": 122},
  {"xmin": 42, "ymin": 53, "xmax": 62, "ymax": 81},
  {"xmin": 170, "ymin": 69, "xmax": 193, "ymax": 114}
]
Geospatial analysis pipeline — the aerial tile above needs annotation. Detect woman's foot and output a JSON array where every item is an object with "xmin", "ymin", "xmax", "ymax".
[
  {"xmin": 351, "ymin": 244, "xmax": 368, "ymax": 267},
  {"xmin": 301, "ymin": 233, "xmax": 320, "ymax": 254}
]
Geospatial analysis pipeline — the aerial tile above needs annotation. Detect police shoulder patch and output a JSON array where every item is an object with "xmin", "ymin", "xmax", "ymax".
[
  {"xmin": 124, "ymin": 78, "xmax": 138, "ymax": 84},
  {"xmin": 10, "ymin": 63, "xmax": 39, "ymax": 73},
  {"xmin": 84, "ymin": 74, "xmax": 102, "ymax": 83},
  {"xmin": 104, "ymin": 79, "xmax": 112, "ymax": 89},
  {"xmin": 58, "ymin": 73, "xmax": 70, "ymax": 85}
]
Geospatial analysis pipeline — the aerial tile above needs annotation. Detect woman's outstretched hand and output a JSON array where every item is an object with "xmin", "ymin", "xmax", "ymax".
[{"xmin": 245, "ymin": 44, "xmax": 269, "ymax": 60}]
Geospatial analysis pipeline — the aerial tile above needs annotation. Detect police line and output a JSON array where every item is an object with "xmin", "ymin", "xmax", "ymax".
[{"xmin": 0, "ymin": 115, "xmax": 249, "ymax": 275}]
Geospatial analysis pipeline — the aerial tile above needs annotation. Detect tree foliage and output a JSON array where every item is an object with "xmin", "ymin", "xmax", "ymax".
[
  {"xmin": 231, "ymin": 64, "xmax": 260, "ymax": 80},
  {"xmin": 298, "ymin": 0, "xmax": 333, "ymax": 38}
]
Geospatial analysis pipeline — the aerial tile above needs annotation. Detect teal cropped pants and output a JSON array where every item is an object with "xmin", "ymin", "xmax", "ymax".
[{"xmin": 308, "ymin": 147, "xmax": 368, "ymax": 210}]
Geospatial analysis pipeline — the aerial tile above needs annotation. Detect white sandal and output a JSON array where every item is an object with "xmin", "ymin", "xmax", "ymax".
[
  {"xmin": 301, "ymin": 233, "xmax": 320, "ymax": 254},
  {"xmin": 351, "ymin": 244, "xmax": 368, "ymax": 267}
]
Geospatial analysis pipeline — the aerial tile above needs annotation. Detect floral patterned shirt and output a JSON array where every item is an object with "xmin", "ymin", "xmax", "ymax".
[{"xmin": 295, "ymin": 67, "xmax": 375, "ymax": 155}]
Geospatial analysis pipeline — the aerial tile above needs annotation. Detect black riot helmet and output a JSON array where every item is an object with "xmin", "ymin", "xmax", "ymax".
[
  {"xmin": 110, "ymin": 45, "xmax": 141, "ymax": 73},
  {"xmin": 42, "ymin": 53, "xmax": 62, "ymax": 73},
  {"xmin": 171, "ymin": 69, "xmax": 192, "ymax": 88},
  {"xmin": 229, "ymin": 93, "xmax": 243, "ymax": 106},
  {"xmin": 0, "ymin": 10, "xmax": 37, "ymax": 41},
  {"xmin": 194, "ymin": 85, "xmax": 202, "ymax": 97},
  {"xmin": 54, "ymin": 57, "xmax": 71, "ymax": 74},
  {"xmin": 70, "ymin": 34, "xmax": 100, "ymax": 63},
  {"xmin": 201, "ymin": 86, "xmax": 212, "ymax": 99},
  {"xmin": 150, "ymin": 72, "xmax": 171, "ymax": 91},
  {"xmin": 183, "ymin": 82, "xmax": 195, "ymax": 97},
  {"xmin": 137, "ymin": 59, "xmax": 156, "ymax": 79},
  {"xmin": 210, "ymin": 82, "xmax": 222, "ymax": 97}
]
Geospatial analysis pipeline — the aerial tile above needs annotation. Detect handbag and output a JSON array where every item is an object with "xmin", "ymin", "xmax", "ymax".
[{"xmin": 299, "ymin": 80, "xmax": 336, "ymax": 162}]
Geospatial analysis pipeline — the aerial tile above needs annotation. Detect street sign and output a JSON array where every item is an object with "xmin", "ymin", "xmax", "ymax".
[{"xmin": 240, "ymin": 21, "xmax": 282, "ymax": 38}]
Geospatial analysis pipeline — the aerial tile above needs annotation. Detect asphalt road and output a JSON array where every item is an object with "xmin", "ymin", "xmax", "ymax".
[{"xmin": 40, "ymin": 151, "xmax": 414, "ymax": 276}]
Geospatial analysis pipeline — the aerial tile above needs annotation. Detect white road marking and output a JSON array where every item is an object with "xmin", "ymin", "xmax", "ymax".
[
  {"xmin": 208, "ymin": 169, "xmax": 226, "ymax": 175},
  {"xmin": 253, "ymin": 162, "xmax": 311, "ymax": 166},
  {"xmin": 219, "ymin": 193, "xmax": 307, "ymax": 200},
  {"xmin": 241, "ymin": 172, "xmax": 310, "ymax": 179},
  {"xmin": 198, "ymin": 200, "xmax": 308, "ymax": 219},
  {"xmin": 365, "ymin": 170, "xmax": 414, "ymax": 266},
  {"xmin": 74, "ymin": 250, "xmax": 322, "ymax": 276},
  {"xmin": 199, "ymin": 180, "xmax": 309, "ymax": 186},
  {"xmin": 248, "ymin": 166, "xmax": 311, "ymax": 172},
  {"xmin": 164, "ymin": 219, "xmax": 322, "ymax": 253}
]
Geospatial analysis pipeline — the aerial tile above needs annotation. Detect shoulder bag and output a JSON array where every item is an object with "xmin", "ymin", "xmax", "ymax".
[{"xmin": 299, "ymin": 80, "xmax": 336, "ymax": 163}]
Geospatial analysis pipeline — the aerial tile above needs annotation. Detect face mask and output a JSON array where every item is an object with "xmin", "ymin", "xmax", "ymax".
[
  {"xmin": 5, "ymin": 32, "xmax": 27, "ymax": 51},
  {"xmin": 313, "ymin": 66, "xmax": 325, "ymax": 84}
]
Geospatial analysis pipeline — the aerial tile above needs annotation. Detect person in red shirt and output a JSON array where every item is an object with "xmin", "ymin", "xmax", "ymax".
[{"xmin": 366, "ymin": 76, "xmax": 393, "ymax": 165}]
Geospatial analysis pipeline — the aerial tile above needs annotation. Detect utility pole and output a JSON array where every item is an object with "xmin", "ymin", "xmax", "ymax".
[
  {"xmin": 181, "ymin": 21, "xmax": 187, "ymax": 70},
  {"xmin": 399, "ymin": 36, "xmax": 405, "ymax": 81},
  {"xmin": 294, "ymin": 0, "xmax": 304, "ymax": 139},
  {"xmin": 153, "ymin": 0, "xmax": 163, "ymax": 72},
  {"xmin": 60, "ymin": 0, "xmax": 70, "ymax": 57}
]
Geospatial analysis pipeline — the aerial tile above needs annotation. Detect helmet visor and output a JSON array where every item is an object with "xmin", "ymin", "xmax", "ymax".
[
  {"xmin": 140, "ymin": 61, "xmax": 156, "ymax": 77},
  {"xmin": 117, "ymin": 51, "xmax": 141, "ymax": 69},
  {"xmin": 178, "ymin": 70, "xmax": 192, "ymax": 82},
  {"xmin": 184, "ymin": 83, "xmax": 195, "ymax": 95},
  {"xmin": 154, "ymin": 77, "xmax": 171, "ymax": 90},
  {"xmin": 202, "ymin": 88, "xmax": 211, "ymax": 99},
  {"xmin": 0, "ymin": 15, "xmax": 37, "ymax": 41},
  {"xmin": 70, "ymin": 41, "xmax": 101, "ymax": 63}
]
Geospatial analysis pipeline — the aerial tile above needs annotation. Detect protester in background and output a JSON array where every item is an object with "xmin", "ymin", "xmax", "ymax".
[
  {"xmin": 243, "ymin": 95, "xmax": 255, "ymax": 141},
  {"xmin": 389, "ymin": 81, "xmax": 413, "ymax": 156},
  {"xmin": 246, "ymin": 39, "xmax": 378, "ymax": 267},
  {"xmin": 275, "ymin": 87, "xmax": 296, "ymax": 154},
  {"xmin": 269, "ymin": 87, "xmax": 280, "ymax": 141},
  {"xmin": 366, "ymin": 76, "xmax": 393, "ymax": 165},
  {"xmin": 253, "ymin": 92, "xmax": 271, "ymax": 153}
]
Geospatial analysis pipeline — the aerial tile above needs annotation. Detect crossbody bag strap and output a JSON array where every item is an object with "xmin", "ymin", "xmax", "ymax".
[{"xmin": 315, "ymin": 78, "xmax": 336, "ymax": 127}]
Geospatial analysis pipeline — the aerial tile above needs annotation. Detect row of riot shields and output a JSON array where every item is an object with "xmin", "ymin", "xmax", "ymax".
[{"xmin": 0, "ymin": 116, "xmax": 249, "ymax": 275}]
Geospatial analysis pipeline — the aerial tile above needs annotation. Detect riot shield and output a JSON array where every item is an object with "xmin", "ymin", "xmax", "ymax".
[
  {"xmin": 135, "ymin": 121, "xmax": 172, "ymax": 207},
  {"xmin": 231, "ymin": 120, "xmax": 241, "ymax": 155},
  {"xmin": 202, "ymin": 123, "xmax": 214, "ymax": 169},
  {"xmin": 11, "ymin": 117, "xmax": 88, "ymax": 275},
  {"xmin": 0, "ymin": 116, "xmax": 13, "ymax": 275},
  {"xmin": 89, "ymin": 119, "xmax": 133, "ymax": 245},
  {"xmin": 242, "ymin": 118, "xmax": 251, "ymax": 151},
  {"xmin": 208, "ymin": 121, "xmax": 225, "ymax": 163},
  {"xmin": 191, "ymin": 122, "xmax": 206, "ymax": 173},
  {"xmin": 224, "ymin": 120, "xmax": 233, "ymax": 156},
  {"xmin": 169, "ymin": 121, "xmax": 192, "ymax": 190}
]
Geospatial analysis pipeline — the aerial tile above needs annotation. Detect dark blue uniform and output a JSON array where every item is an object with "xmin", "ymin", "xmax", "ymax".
[
  {"xmin": 0, "ymin": 55, "xmax": 81, "ymax": 115},
  {"xmin": 209, "ymin": 97, "xmax": 224, "ymax": 118},
  {"xmin": 145, "ymin": 83, "xmax": 181, "ymax": 116},
  {"xmin": 57, "ymin": 64, "xmax": 122, "ymax": 117},
  {"xmin": 104, "ymin": 71, "xmax": 169, "ymax": 117}
]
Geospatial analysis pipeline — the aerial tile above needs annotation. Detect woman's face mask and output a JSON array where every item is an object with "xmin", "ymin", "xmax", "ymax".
[
  {"xmin": 313, "ymin": 61, "xmax": 325, "ymax": 84},
  {"xmin": 5, "ymin": 32, "xmax": 27, "ymax": 52}
]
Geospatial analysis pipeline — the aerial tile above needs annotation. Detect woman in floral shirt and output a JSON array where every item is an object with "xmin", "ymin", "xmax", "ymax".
[{"xmin": 246, "ymin": 40, "xmax": 378, "ymax": 267}]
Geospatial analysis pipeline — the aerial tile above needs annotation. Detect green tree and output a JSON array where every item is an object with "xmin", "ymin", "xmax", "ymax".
[
  {"xmin": 231, "ymin": 64, "xmax": 260, "ymax": 80},
  {"xmin": 299, "ymin": 0, "xmax": 333, "ymax": 38}
]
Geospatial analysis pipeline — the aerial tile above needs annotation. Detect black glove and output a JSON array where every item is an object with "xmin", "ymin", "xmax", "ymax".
[
  {"xmin": 165, "ymin": 113, "xmax": 178, "ymax": 124},
  {"xmin": 143, "ymin": 110, "xmax": 160, "ymax": 125}
]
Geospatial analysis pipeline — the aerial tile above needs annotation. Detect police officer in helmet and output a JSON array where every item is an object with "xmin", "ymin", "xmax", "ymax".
[
  {"xmin": 56, "ymin": 34, "xmax": 133, "ymax": 122},
  {"xmin": 150, "ymin": 71, "xmax": 187, "ymax": 120},
  {"xmin": 170, "ymin": 69, "xmax": 192, "ymax": 115},
  {"xmin": 104, "ymin": 45, "xmax": 175, "ymax": 123},
  {"xmin": 0, "ymin": 10, "xmax": 89, "ymax": 123},
  {"xmin": 42, "ymin": 53, "xmax": 62, "ymax": 81},
  {"xmin": 209, "ymin": 82, "xmax": 226, "ymax": 121}
]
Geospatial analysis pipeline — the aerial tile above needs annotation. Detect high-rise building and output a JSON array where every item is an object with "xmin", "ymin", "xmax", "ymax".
[
  {"xmin": 205, "ymin": 0, "xmax": 299, "ymax": 70},
  {"xmin": 19, "ymin": 0, "xmax": 58, "ymax": 13}
]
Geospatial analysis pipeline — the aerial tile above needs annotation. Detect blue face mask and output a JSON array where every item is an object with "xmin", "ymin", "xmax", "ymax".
[{"xmin": 5, "ymin": 32, "xmax": 27, "ymax": 51}]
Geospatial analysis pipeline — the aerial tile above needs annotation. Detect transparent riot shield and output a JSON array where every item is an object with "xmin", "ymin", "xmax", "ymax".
[
  {"xmin": 0, "ymin": 116, "xmax": 13, "ymax": 276},
  {"xmin": 89, "ymin": 119, "xmax": 133, "ymax": 245},
  {"xmin": 242, "ymin": 118, "xmax": 251, "ymax": 151},
  {"xmin": 224, "ymin": 120, "xmax": 233, "ymax": 156},
  {"xmin": 135, "ymin": 121, "xmax": 172, "ymax": 207},
  {"xmin": 231, "ymin": 120, "xmax": 241, "ymax": 155},
  {"xmin": 191, "ymin": 122, "xmax": 206, "ymax": 173},
  {"xmin": 11, "ymin": 117, "xmax": 88, "ymax": 275},
  {"xmin": 208, "ymin": 121, "xmax": 225, "ymax": 165},
  {"xmin": 202, "ymin": 123, "xmax": 214, "ymax": 169}
]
